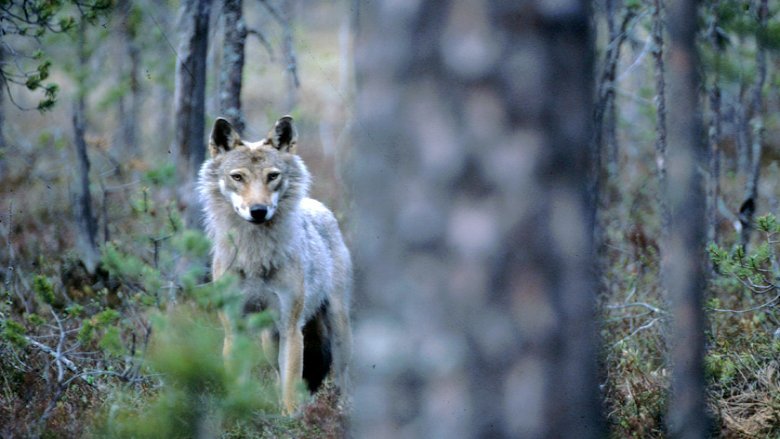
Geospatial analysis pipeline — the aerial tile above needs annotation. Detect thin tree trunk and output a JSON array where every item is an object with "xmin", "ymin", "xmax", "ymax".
[
  {"xmin": 664, "ymin": 0, "xmax": 708, "ymax": 436},
  {"xmin": 592, "ymin": 3, "xmax": 634, "ymax": 267},
  {"xmin": 121, "ymin": 4, "xmax": 141, "ymax": 159},
  {"xmin": 736, "ymin": 88, "xmax": 750, "ymax": 177},
  {"xmin": 350, "ymin": 1, "xmax": 602, "ymax": 437},
  {"xmin": 706, "ymin": 0, "xmax": 722, "ymax": 247},
  {"xmin": 0, "ymin": 46, "xmax": 6, "ymax": 179},
  {"xmin": 593, "ymin": 4, "xmax": 634, "ymax": 190},
  {"xmin": 173, "ymin": 0, "xmax": 212, "ymax": 223},
  {"xmin": 219, "ymin": 0, "xmax": 246, "ymax": 134},
  {"xmin": 652, "ymin": 0, "xmax": 671, "ymax": 241},
  {"xmin": 73, "ymin": 21, "xmax": 99, "ymax": 273},
  {"xmin": 281, "ymin": 0, "xmax": 299, "ymax": 111},
  {"xmin": 741, "ymin": 0, "xmax": 768, "ymax": 247},
  {"xmin": 604, "ymin": 0, "xmax": 632, "ymax": 181}
]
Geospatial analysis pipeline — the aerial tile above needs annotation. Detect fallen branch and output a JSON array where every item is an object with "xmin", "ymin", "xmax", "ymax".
[
  {"xmin": 707, "ymin": 293, "xmax": 780, "ymax": 314},
  {"xmin": 607, "ymin": 302, "xmax": 666, "ymax": 315},
  {"xmin": 612, "ymin": 317, "xmax": 663, "ymax": 348}
]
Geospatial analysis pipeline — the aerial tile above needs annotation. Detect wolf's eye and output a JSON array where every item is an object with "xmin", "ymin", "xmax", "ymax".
[
  {"xmin": 267, "ymin": 172, "xmax": 280, "ymax": 183},
  {"xmin": 230, "ymin": 173, "xmax": 243, "ymax": 182}
]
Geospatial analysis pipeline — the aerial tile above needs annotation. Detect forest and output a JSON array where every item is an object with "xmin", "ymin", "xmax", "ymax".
[{"xmin": 1, "ymin": 0, "xmax": 780, "ymax": 437}]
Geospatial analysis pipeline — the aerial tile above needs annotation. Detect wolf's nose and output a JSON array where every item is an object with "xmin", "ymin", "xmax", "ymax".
[{"xmin": 250, "ymin": 204, "xmax": 269, "ymax": 222}]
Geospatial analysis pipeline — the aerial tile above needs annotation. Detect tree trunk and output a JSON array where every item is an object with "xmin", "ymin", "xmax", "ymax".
[
  {"xmin": 350, "ymin": 1, "xmax": 602, "ymax": 437},
  {"xmin": 121, "ymin": 4, "xmax": 141, "ymax": 159},
  {"xmin": 281, "ymin": 0, "xmax": 299, "ymax": 111},
  {"xmin": 173, "ymin": 0, "xmax": 212, "ymax": 224},
  {"xmin": 652, "ymin": 0, "xmax": 671, "ymax": 242},
  {"xmin": 740, "ymin": 0, "xmax": 768, "ymax": 247},
  {"xmin": 219, "ymin": 0, "xmax": 246, "ymax": 134},
  {"xmin": 73, "ymin": 21, "xmax": 99, "ymax": 273},
  {"xmin": 706, "ymin": 0, "xmax": 722, "ymax": 247},
  {"xmin": 0, "ymin": 46, "xmax": 6, "ymax": 180},
  {"xmin": 663, "ymin": 0, "xmax": 709, "ymax": 436},
  {"xmin": 592, "ymin": 3, "xmax": 634, "ymax": 268}
]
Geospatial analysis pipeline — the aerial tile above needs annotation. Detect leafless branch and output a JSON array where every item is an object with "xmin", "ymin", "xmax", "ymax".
[
  {"xmin": 708, "ymin": 293, "xmax": 780, "ymax": 314},
  {"xmin": 612, "ymin": 317, "xmax": 663, "ymax": 348},
  {"xmin": 247, "ymin": 28, "xmax": 275, "ymax": 60},
  {"xmin": 607, "ymin": 302, "xmax": 667, "ymax": 315}
]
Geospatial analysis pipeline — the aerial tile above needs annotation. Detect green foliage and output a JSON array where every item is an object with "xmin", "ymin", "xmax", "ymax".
[
  {"xmin": 66, "ymin": 303, "xmax": 84, "ymax": 317},
  {"xmin": 99, "ymin": 326, "xmax": 123, "ymax": 356},
  {"xmin": 24, "ymin": 312, "xmax": 46, "ymax": 327},
  {"xmin": 173, "ymin": 229, "xmax": 211, "ymax": 259},
  {"xmin": 102, "ymin": 242, "xmax": 154, "ymax": 280},
  {"xmin": 709, "ymin": 213, "xmax": 780, "ymax": 300},
  {"xmin": 93, "ymin": 308, "xmax": 278, "ymax": 437},
  {"xmin": 33, "ymin": 274, "xmax": 56, "ymax": 306},
  {"xmin": 79, "ymin": 308, "xmax": 123, "ymax": 354},
  {"xmin": 1, "ymin": 319, "xmax": 28, "ymax": 348},
  {"xmin": 1, "ymin": 0, "xmax": 112, "ymax": 110}
]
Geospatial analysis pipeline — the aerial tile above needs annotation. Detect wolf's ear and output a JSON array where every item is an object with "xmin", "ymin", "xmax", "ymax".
[
  {"xmin": 209, "ymin": 118, "xmax": 242, "ymax": 157},
  {"xmin": 268, "ymin": 115, "xmax": 298, "ymax": 153}
]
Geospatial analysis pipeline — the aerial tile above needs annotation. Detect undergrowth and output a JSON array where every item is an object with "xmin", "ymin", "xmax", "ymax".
[
  {"xmin": 0, "ymin": 167, "xmax": 347, "ymax": 438},
  {"xmin": 601, "ymin": 212, "xmax": 780, "ymax": 438}
]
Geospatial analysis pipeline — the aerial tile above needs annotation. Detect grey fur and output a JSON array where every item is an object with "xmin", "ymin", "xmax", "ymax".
[{"xmin": 197, "ymin": 117, "xmax": 352, "ymax": 411}]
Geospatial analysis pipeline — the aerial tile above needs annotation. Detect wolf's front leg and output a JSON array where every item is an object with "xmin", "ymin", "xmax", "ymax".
[
  {"xmin": 219, "ymin": 310, "xmax": 234, "ymax": 361},
  {"xmin": 279, "ymin": 326, "xmax": 304, "ymax": 414}
]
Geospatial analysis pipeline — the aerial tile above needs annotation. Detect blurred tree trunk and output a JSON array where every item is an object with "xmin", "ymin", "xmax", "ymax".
[
  {"xmin": 219, "ymin": 0, "xmax": 246, "ymax": 134},
  {"xmin": 740, "ymin": 0, "xmax": 768, "ymax": 247},
  {"xmin": 73, "ymin": 20, "xmax": 99, "ymax": 273},
  {"xmin": 173, "ymin": 0, "xmax": 212, "ymax": 221},
  {"xmin": 119, "ymin": 4, "xmax": 141, "ymax": 159},
  {"xmin": 663, "ymin": 0, "xmax": 709, "ymax": 436},
  {"xmin": 350, "ymin": 1, "xmax": 602, "ymax": 438}
]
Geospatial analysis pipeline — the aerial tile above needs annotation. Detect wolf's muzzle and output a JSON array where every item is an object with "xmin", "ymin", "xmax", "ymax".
[{"xmin": 250, "ymin": 204, "xmax": 270, "ymax": 223}]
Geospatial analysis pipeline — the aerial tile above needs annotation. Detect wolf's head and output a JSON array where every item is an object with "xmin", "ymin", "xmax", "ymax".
[{"xmin": 201, "ymin": 116, "xmax": 309, "ymax": 225}]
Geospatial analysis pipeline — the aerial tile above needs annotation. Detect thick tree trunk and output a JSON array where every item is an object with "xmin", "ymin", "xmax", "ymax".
[
  {"xmin": 219, "ymin": 0, "xmax": 246, "ymax": 134},
  {"xmin": 350, "ymin": 1, "xmax": 602, "ymax": 437},
  {"xmin": 73, "ymin": 21, "xmax": 99, "ymax": 273},
  {"xmin": 173, "ymin": 0, "xmax": 212, "ymax": 223},
  {"xmin": 663, "ymin": 0, "xmax": 709, "ymax": 436}
]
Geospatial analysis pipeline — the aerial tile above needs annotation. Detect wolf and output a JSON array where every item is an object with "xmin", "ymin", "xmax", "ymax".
[{"xmin": 197, "ymin": 115, "xmax": 352, "ymax": 414}]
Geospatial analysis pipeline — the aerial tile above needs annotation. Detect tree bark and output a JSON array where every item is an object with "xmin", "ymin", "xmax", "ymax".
[
  {"xmin": 652, "ymin": 0, "xmax": 671, "ymax": 241},
  {"xmin": 740, "ymin": 0, "xmax": 768, "ymax": 247},
  {"xmin": 663, "ymin": 0, "xmax": 709, "ymax": 436},
  {"xmin": 219, "ymin": 0, "xmax": 246, "ymax": 134},
  {"xmin": 281, "ymin": 0, "xmax": 299, "ymax": 111},
  {"xmin": 120, "ymin": 4, "xmax": 141, "ymax": 159},
  {"xmin": 173, "ymin": 0, "xmax": 212, "ymax": 224},
  {"xmin": 592, "ymin": 3, "xmax": 634, "ymax": 268},
  {"xmin": 73, "ymin": 20, "xmax": 99, "ymax": 273},
  {"xmin": 0, "ymin": 45, "xmax": 6, "ymax": 179},
  {"xmin": 706, "ymin": 0, "xmax": 722, "ymax": 247},
  {"xmin": 350, "ymin": 1, "xmax": 602, "ymax": 437}
]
